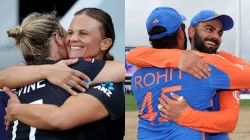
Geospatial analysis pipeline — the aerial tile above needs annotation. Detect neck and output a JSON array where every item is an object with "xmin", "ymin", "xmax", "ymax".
[
  {"xmin": 94, "ymin": 53, "xmax": 104, "ymax": 60},
  {"xmin": 190, "ymin": 40, "xmax": 196, "ymax": 51},
  {"xmin": 48, "ymin": 43, "xmax": 64, "ymax": 60},
  {"xmin": 47, "ymin": 48, "xmax": 61, "ymax": 61},
  {"xmin": 94, "ymin": 51, "xmax": 105, "ymax": 60},
  {"xmin": 46, "ymin": 55, "xmax": 60, "ymax": 61}
]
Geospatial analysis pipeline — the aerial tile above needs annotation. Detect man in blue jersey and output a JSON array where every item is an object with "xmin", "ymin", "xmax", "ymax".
[
  {"xmin": 131, "ymin": 7, "xmax": 208, "ymax": 140},
  {"xmin": 156, "ymin": 10, "xmax": 240, "ymax": 140},
  {"xmin": 129, "ymin": 7, "xmax": 249, "ymax": 140}
]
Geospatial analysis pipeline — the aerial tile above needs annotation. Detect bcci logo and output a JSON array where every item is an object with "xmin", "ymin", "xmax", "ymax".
[{"xmin": 93, "ymin": 82, "xmax": 114, "ymax": 97}]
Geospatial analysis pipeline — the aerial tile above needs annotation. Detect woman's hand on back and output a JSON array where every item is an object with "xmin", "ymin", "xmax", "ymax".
[{"xmin": 44, "ymin": 59, "xmax": 90, "ymax": 95}]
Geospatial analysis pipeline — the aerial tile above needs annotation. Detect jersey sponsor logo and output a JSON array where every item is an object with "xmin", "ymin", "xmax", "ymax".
[
  {"xmin": 14, "ymin": 80, "xmax": 46, "ymax": 96},
  {"xmin": 93, "ymin": 82, "xmax": 114, "ymax": 97}
]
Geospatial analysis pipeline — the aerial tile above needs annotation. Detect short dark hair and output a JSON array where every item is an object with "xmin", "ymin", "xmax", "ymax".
[{"xmin": 149, "ymin": 26, "xmax": 178, "ymax": 49}]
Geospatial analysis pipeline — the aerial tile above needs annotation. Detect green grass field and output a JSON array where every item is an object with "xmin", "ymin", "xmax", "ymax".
[
  {"xmin": 126, "ymin": 94, "xmax": 250, "ymax": 111},
  {"xmin": 125, "ymin": 94, "xmax": 138, "ymax": 111},
  {"xmin": 240, "ymin": 99, "xmax": 250, "ymax": 108}
]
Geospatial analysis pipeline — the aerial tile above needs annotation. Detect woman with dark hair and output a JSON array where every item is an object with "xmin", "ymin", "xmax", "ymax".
[
  {"xmin": 70, "ymin": 8, "xmax": 116, "ymax": 61},
  {"xmin": 3, "ymin": 8, "xmax": 124, "ymax": 140}
]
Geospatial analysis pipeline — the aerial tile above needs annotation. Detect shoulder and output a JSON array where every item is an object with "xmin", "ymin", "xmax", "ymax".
[
  {"xmin": 203, "ymin": 54, "xmax": 230, "ymax": 64},
  {"xmin": 69, "ymin": 58, "xmax": 106, "ymax": 70}
]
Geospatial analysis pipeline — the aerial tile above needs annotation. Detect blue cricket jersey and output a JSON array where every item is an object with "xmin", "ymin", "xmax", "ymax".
[{"xmin": 131, "ymin": 65, "xmax": 231, "ymax": 140}]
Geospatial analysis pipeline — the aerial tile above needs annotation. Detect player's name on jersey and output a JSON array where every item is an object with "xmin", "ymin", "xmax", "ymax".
[
  {"xmin": 134, "ymin": 69, "xmax": 182, "ymax": 89},
  {"xmin": 14, "ymin": 80, "xmax": 46, "ymax": 96}
]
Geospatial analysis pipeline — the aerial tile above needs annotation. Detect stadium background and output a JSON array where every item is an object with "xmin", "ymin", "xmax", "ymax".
[{"xmin": 125, "ymin": 0, "xmax": 250, "ymax": 140}]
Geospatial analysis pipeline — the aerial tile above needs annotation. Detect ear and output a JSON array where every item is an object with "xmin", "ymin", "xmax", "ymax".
[
  {"xmin": 188, "ymin": 26, "xmax": 195, "ymax": 40},
  {"xmin": 100, "ymin": 38, "xmax": 112, "ymax": 51},
  {"xmin": 177, "ymin": 27, "xmax": 184, "ymax": 41},
  {"xmin": 55, "ymin": 34, "xmax": 63, "ymax": 47}
]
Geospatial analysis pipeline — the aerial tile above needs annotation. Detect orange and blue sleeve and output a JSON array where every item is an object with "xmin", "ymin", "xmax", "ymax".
[
  {"xmin": 176, "ymin": 90, "xmax": 240, "ymax": 133},
  {"xmin": 126, "ymin": 47, "xmax": 250, "ymax": 89},
  {"xmin": 202, "ymin": 54, "xmax": 250, "ymax": 89},
  {"xmin": 218, "ymin": 51, "xmax": 250, "ymax": 67},
  {"xmin": 126, "ymin": 46, "xmax": 183, "ymax": 68}
]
